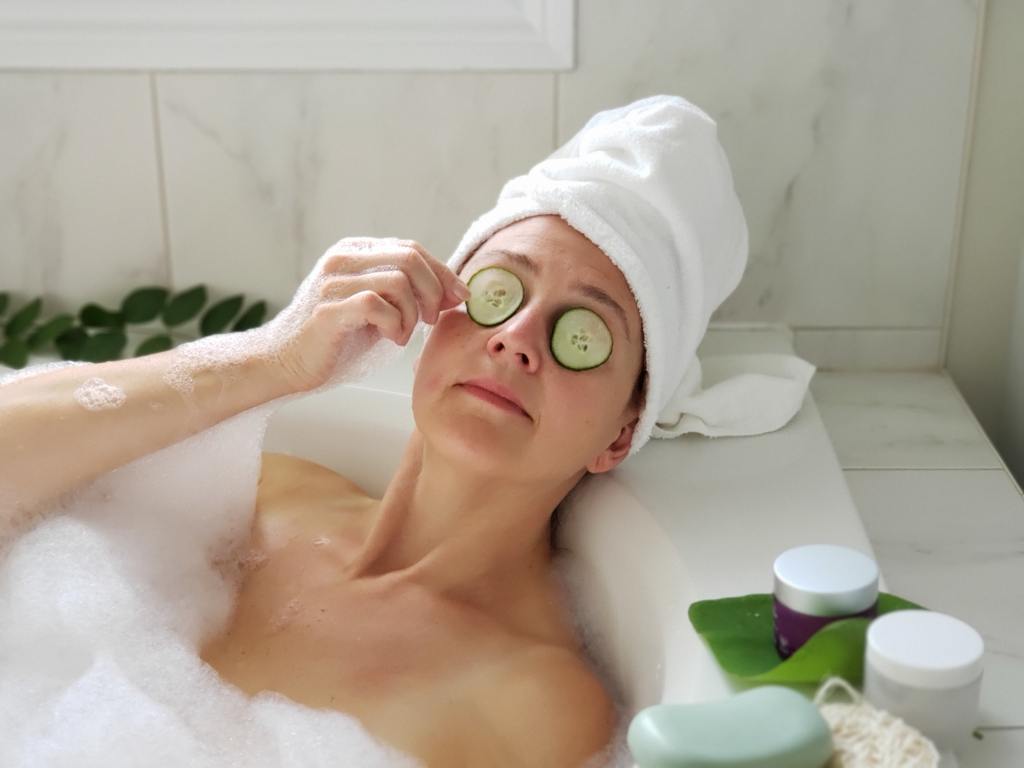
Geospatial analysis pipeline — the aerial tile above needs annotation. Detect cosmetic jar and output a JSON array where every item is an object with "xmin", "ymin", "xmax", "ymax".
[
  {"xmin": 772, "ymin": 544, "xmax": 879, "ymax": 659},
  {"xmin": 864, "ymin": 610, "xmax": 984, "ymax": 753}
]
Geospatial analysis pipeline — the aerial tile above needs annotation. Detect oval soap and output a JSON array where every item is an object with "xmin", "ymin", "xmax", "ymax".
[{"xmin": 627, "ymin": 685, "xmax": 834, "ymax": 768}]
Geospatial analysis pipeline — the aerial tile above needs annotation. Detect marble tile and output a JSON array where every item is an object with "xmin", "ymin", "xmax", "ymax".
[
  {"xmin": 845, "ymin": 469, "xmax": 1024, "ymax": 726},
  {"xmin": 811, "ymin": 372, "xmax": 1005, "ymax": 469},
  {"xmin": 0, "ymin": 73, "xmax": 167, "ymax": 314},
  {"xmin": 697, "ymin": 321, "xmax": 796, "ymax": 356},
  {"xmin": 957, "ymin": 727, "xmax": 1024, "ymax": 767},
  {"xmin": 157, "ymin": 73, "xmax": 555, "ymax": 317},
  {"xmin": 794, "ymin": 327, "xmax": 943, "ymax": 372},
  {"xmin": 558, "ymin": 0, "xmax": 978, "ymax": 339}
]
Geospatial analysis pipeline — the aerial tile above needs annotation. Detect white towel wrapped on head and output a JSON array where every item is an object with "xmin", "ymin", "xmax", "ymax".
[{"xmin": 440, "ymin": 93, "xmax": 816, "ymax": 457}]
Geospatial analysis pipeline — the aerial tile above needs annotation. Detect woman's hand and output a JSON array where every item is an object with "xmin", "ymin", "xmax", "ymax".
[{"xmin": 274, "ymin": 237, "xmax": 470, "ymax": 394}]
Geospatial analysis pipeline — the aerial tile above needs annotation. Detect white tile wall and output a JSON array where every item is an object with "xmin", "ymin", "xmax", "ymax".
[
  {"xmin": 794, "ymin": 327, "xmax": 944, "ymax": 372},
  {"xmin": 0, "ymin": 0, "xmax": 983, "ymax": 370},
  {"xmin": 0, "ymin": 73, "xmax": 168, "ymax": 315},
  {"xmin": 156, "ymin": 73, "xmax": 555, "ymax": 315},
  {"xmin": 558, "ymin": 0, "xmax": 978, "ymax": 335}
]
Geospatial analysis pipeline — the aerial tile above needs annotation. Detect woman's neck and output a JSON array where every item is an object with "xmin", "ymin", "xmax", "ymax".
[{"xmin": 342, "ymin": 429, "xmax": 582, "ymax": 615}]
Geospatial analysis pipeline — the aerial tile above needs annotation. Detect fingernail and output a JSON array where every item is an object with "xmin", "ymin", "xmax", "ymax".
[{"xmin": 454, "ymin": 281, "xmax": 471, "ymax": 300}]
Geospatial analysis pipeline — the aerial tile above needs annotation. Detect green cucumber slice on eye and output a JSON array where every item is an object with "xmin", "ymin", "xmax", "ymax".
[
  {"xmin": 465, "ymin": 266, "xmax": 523, "ymax": 326},
  {"xmin": 465, "ymin": 265, "xmax": 613, "ymax": 370},
  {"xmin": 550, "ymin": 307, "xmax": 612, "ymax": 370}
]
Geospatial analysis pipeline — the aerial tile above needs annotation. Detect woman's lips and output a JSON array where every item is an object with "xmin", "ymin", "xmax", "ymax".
[{"xmin": 459, "ymin": 384, "xmax": 530, "ymax": 419}]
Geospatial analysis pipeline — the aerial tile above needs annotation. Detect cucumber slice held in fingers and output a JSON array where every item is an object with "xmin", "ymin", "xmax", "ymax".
[
  {"xmin": 465, "ymin": 266, "xmax": 523, "ymax": 325},
  {"xmin": 465, "ymin": 265, "xmax": 613, "ymax": 371}
]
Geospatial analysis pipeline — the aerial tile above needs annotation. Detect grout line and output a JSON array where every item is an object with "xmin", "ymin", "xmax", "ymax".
[
  {"xmin": 790, "ymin": 325, "xmax": 941, "ymax": 332},
  {"xmin": 552, "ymin": 72, "xmax": 559, "ymax": 149},
  {"xmin": 148, "ymin": 72, "xmax": 174, "ymax": 288},
  {"xmin": 842, "ymin": 466, "xmax": 1007, "ymax": 472},
  {"xmin": 942, "ymin": 368, "xmax": 1024, "ymax": 494},
  {"xmin": 939, "ymin": 0, "xmax": 989, "ymax": 369},
  {"xmin": 1, "ymin": 68, "xmax": 567, "ymax": 76}
]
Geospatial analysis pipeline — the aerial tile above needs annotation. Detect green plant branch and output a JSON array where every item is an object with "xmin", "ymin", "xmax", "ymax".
[{"xmin": 0, "ymin": 286, "xmax": 268, "ymax": 369}]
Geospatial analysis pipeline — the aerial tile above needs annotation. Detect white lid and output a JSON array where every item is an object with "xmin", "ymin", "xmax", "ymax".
[
  {"xmin": 773, "ymin": 544, "xmax": 879, "ymax": 616},
  {"xmin": 867, "ymin": 610, "xmax": 985, "ymax": 689}
]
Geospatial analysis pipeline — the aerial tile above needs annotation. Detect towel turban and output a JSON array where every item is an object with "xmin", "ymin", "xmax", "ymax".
[{"xmin": 425, "ymin": 94, "xmax": 815, "ymax": 459}]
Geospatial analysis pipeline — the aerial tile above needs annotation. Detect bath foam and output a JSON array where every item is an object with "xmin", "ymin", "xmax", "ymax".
[
  {"xmin": 0, "ymin": 359, "xmax": 91, "ymax": 388},
  {"xmin": 73, "ymin": 377, "xmax": 127, "ymax": 411},
  {"xmin": 553, "ymin": 551, "xmax": 636, "ymax": 768},
  {"xmin": 0, "ymin": 356, "xmax": 635, "ymax": 768},
  {"xmin": 0, "ymin": 364, "xmax": 422, "ymax": 767},
  {"xmin": 163, "ymin": 242, "xmax": 408, "ymax": 397}
]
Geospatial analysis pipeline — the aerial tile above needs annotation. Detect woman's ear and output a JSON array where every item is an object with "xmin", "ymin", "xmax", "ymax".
[{"xmin": 586, "ymin": 417, "xmax": 639, "ymax": 474}]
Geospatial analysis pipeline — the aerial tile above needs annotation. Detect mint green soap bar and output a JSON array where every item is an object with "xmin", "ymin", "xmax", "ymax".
[{"xmin": 627, "ymin": 686, "xmax": 834, "ymax": 768}]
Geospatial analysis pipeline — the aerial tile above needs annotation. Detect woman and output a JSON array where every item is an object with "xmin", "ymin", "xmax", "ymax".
[
  {"xmin": 2, "ymin": 94, "xmax": 780, "ymax": 767},
  {"xmin": 0, "ymin": 217, "xmax": 645, "ymax": 767},
  {"xmin": 202, "ymin": 213, "xmax": 645, "ymax": 767}
]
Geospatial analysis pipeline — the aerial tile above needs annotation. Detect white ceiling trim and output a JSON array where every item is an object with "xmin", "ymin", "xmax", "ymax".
[{"xmin": 0, "ymin": 0, "xmax": 575, "ymax": 71}]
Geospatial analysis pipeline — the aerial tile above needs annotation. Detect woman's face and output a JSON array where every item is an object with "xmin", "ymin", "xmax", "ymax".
[{"xmin": 411, "ymin": 214, "xmax": 645, "ymax": 482}]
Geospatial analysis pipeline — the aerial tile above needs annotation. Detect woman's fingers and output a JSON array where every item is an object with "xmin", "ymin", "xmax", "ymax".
[
  {"xmin": 351, "ymin": 291, "xmax": 406, "ymax": 343},
  {"xmin": 325, "ymin": 240, "xmax": 458, "ymax": 324},
  {"xmin": 377, "ymin": 270, "xmax": 422, "ymax": 341},
  {"xmin": 277, "ymin": 236, "xmax": 468, "ymax": 393},
  {"xmin": 315, "ymin": 291, "xmax": 404, "ymax": 345},
  {"xmin": 395, "ymin": 239, "xmax": 470, "ymax": 304},
  {"xmin": 321, "ymin": 270, "xmax": 419, "ymax": 339}
]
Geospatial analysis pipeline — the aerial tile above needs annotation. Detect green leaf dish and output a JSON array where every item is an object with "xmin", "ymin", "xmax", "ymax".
[{"xmin": 688, "ymin": 592, "xmax": 925, "ymax": 685}]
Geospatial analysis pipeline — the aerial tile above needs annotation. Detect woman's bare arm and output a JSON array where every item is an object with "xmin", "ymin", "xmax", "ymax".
[
  {"xmin": 0, "ymin": 236, "xmax": 465, "ymax": 541},
  {"xmin": 0, "ymin": 347, "xmax": 295, "ymax": 532}
]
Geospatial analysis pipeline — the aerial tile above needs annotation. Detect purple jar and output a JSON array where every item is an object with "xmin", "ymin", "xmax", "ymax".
[{"xmin": 772, "ymin": 544, "xmax": 880, "ymax": 659}]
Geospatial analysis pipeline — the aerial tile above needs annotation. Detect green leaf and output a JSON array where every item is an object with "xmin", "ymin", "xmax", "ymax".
[
  {"xmin": 5, "ymin": 298, "xmax": 42, "ymax": 339},
  {"xmin": 54, "ymin": 327, "xmax": 88, "ymax": 360},
  {"xmin": 162, "ymin": 285, "xmax": 207, "ymax": 327},
  {"xmin": 231, "ymin": 300, "xmax": 267, "ymax": 332},
  {"xmin": 135, "ymin": 334, "xmax": 174, "ymax": 357},
  {"xmin": 0, "ymin": 338, "xmax": 29, "ymax": 368},
  {"xmin": 79, "ymin": 330, "xmax": 128, "ymax": 362},
  {"xmin": 200, "ymin": 294, "xmax": 244, "ymax": 336},
  {"xmin": 80, "ymin": 303, "xmax": 125, "ymax": 329},
  {"xmin": 0, "ymin": 292, "xmax": 9, "ymax": 317},
  {"xmin": 687, "ymin": 592, "xmax": 926, "ymax": 686},
  {"xmin": 26, "ymin": 314, "xmax": 76, "ymax": 352},
  {"xmin": 121, "ymin": 287, "xmax": 169, "ymax": 323}
]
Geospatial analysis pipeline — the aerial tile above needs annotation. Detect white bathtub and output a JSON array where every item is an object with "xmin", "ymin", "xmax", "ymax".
[
  {"xmin": 261, "ymin": 322, "xmax": 887, "ymax": 738},
  {"xmin": 0, "ymin": 321, "xmax": 895, "ymax": 768}
]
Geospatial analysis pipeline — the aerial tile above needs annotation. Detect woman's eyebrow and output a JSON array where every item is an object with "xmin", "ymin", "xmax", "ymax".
[{"xmin": 479, "ymin": 248, "xmax": 632, "ymax": 342}]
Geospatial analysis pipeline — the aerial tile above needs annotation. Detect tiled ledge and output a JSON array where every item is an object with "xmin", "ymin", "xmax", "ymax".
[
  {"xmin": 811, "ymin": 370, "xmax": 1024, "ymax": 765},
  {"xmin": 809, "ymin": 371, "xmax": 1008, "ymax": 472}
]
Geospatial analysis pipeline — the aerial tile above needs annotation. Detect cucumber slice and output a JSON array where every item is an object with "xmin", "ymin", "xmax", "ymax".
[
  {"xmin": 550, "ymin": 307, "xmax": 612, "ymax": 370},
  {"xmin": 465, "ymin": 265, "xmax": 613, "ymax": 370},
  {"xmin": 465, "ymin": 266, "xmax": 523, "ymax": 326}
]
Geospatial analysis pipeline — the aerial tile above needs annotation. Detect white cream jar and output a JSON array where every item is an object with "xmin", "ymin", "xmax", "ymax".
[{"xmin": 863, "ymin": 610, "xmax": 985, "ymax": 753}]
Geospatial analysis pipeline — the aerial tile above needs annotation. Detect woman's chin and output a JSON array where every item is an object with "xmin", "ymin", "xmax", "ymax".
[{"xmin": 425, "ymin": 412, "xmax": 531, "ymax": 462}]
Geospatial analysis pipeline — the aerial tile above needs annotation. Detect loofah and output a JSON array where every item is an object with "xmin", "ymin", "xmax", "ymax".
[{"xmin": 813, "ymin": 676, "xmax": 941, "ymax": 767}]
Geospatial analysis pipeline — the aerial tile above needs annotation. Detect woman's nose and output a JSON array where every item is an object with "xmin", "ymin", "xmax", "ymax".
[{"xmin": 485, "ymin": 307, "xmax": 543, "ymax": 371}]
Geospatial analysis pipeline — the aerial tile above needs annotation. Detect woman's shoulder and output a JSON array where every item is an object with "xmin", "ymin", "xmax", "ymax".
[
  {"xmin": 258, "ymin": 451, "xmax": 374, "ymax": 503},
  {"xmin": 255, "ymin": 452, "xmax": 376, "ymax": 541},
  {"xmin": 468, "ymin": 643, "xmax": 619, "ymax": 766}
]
